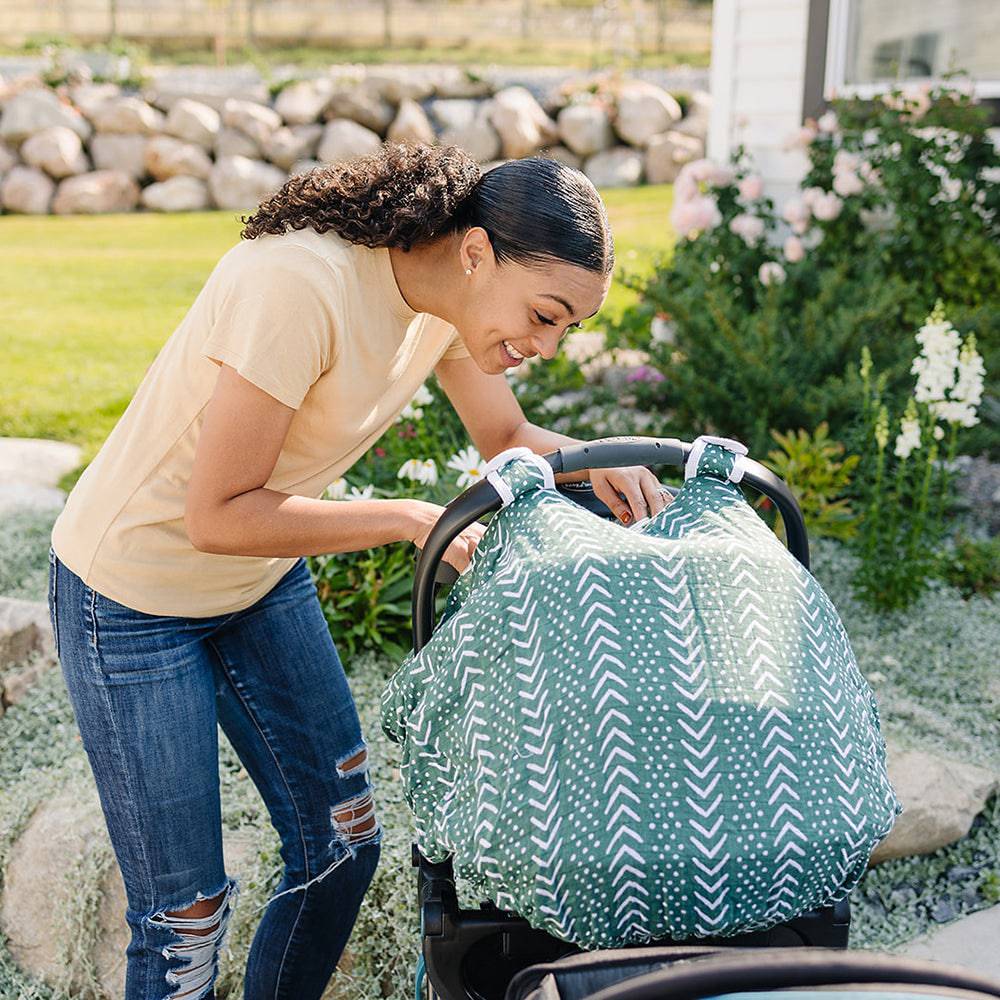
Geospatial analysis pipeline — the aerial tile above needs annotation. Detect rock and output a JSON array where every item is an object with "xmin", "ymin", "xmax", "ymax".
[
  {"xmin": 644, "ymin": 129, "xmax": 704, "ymax": 184},
  {"xmin": 290, "ymin": 158, "xmax": 323, "ymax": 176},
  {"xmin": 222, "ymin": 96, "xmax": 282, "ymax": 147},
  {"xmin": 583, "ymin": 146, "xmax": 643, "ymax": 187},
  {"xmin": 387, "ymin": 97, "xmax": 435, "ymax": 145},
  {"xmin": 0, "ymin": 140, "xmax": 17, "ymax": 175},
  {"xmin": 88, "ymin": 133, "xmax": 148, "ymax": 180},
  {"xmin": 0, "ymin": 597, "xmax": 50, "ymax": 669},
  {"xmin": 274, "ymin": 78, "xmax": 334, "ymax": 125},
  {"xmin": 439, "ymin": 119, "xmax": 501, "ymax": 163},
  {"xmin": 0, "ymin": 164, "xmax": 54, "ymax": 213},
  {"xmin": 366, "ymin": 66, "xmax": 437, "ymax": 104},
  {"xmin": 208, "ymin": 155, "xmax": 286, "ymax": 210},
  {"xmin": 317, "ymin": 118, "xmax": 383, "ymax": 164},
  {"xmin": 868, "ymin": 742, "xmax": 1000, "ymax": 865},
  {"xmin": 142, "ymin": 65, "xmax": 269, "ymax": 114},
  {"xmin": 143, "ymin": 134, "xmax": 213, "ymax": 181},
  {"xmin": 536, "ymin": 145, "xmax": 581, "ymax": 170},
  {"xmin": 324, "ymin": 84, "xmax": 395, "ymax": 136},
  {"xmin": 214, "ymin": 125, "xmax": 261, "ymax": 159},
  {"xmin": 163, "ymin": 97, "xmax": 221, "ymax": 151},
  {"xmin": 20, "ymin": 126, "xmax": 89, "ymax": 178},
  {"xmin": 612, "ymin": 80, "xmax": 683, "ymax": 148},
  {"xmin": 89, "ymin": 96, "xmax": 165, "ymax": 135},
  {"xmin": 670, "ymin": 89, "xmax": 712, "ymax": 142},
  {"xmin": 902, "ymin": 905, "xmax": 1000, "ymax": 976},
  {"xmin": 66, "ymin": 81, "xmax": 120, "ymax": 119},
  {"xmin": 488, "ymin": 86, "xmax": 559, "ymax": 159},
  {"xmin": 429, "ymin": 98, "xmax": 480, "ymax": 131},
  {"xmin": 0, "ymin": 88, "xmax": 92, "ymax": 144},
  {"xmin": 0, "ymin": 482, "xmax": 67, "ymax": 515},
  {"xmin": 140, "ymin": 175, "xmax": 211, "ymax": 212},
  {"xmin": 434, "ymin": 67, "xmax": 493, "ymax": 99},
  {"xmin": 2, "ymin": 650, "xmax": 56, "ymax": 707},
  {"xmin": 557, "ymin": 102, "xmax": 614, "ymax": 157},
  {"xmin": 0, "ymin": 436, "xmax": 82, "ymax": 486},
  {"xmin": 0, "ymin": 779, "xmax": 260, "ymax": 999},
  {"xmin": 52, "ymin": 170, "xmax": 140, "ymax": 214},
  {"xmin": 263, "ymin": 123, "xmax": 323, "ymax": 171}
]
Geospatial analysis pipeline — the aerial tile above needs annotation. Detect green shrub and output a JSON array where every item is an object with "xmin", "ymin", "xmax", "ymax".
[{"xmin": 937, "ymin": 533, "xmax": 1000, "ymax": 599}]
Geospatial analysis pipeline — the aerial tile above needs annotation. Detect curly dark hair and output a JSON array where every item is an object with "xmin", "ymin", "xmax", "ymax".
[{"xmin": 239, "ymin": 139, "xmax": 613, "ymax": 277}]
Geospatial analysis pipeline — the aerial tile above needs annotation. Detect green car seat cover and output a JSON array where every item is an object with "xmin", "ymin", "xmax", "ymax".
[{"xmin": 380, "ymin": 439, "xmax": 901, "ymax": 949}]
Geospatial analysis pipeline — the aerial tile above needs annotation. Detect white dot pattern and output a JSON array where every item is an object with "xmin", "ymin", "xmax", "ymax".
[{"xmin": 380, "ymin": 443, "xmax": 902, "ymax": 949}]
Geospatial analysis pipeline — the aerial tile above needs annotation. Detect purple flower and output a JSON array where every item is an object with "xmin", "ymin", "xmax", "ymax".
[{"xmin": 626, "ymin": 365, "xmax": 666, "ymax": 384}]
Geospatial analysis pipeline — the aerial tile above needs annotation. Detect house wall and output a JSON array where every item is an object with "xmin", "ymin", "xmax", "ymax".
[{"xmin": 708, "ymin": 0, "xmax": 813, "ymax": 209}]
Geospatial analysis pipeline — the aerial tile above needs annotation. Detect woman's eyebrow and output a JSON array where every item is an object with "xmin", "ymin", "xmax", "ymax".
[{"xmin": 540, "ymin": 293, "xmax": 599, "ymax": 320}]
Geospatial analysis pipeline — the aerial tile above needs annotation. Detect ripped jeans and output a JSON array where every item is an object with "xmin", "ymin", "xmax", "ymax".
[{"xmin": 47, "ymin": 547, "xmax": 382, "ymax": 1000}]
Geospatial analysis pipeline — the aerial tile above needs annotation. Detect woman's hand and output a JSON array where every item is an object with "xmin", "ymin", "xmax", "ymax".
[
  {"xmin": 589, "ymin": 465, "xmax": 674, "ymax": 525},
  {"xmin": 406, "ymin": 499, "xmax": 487, "ymax": 574}
]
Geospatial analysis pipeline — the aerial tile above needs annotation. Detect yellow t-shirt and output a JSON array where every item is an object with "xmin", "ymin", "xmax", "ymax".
[{"xmin": 50, "ymin": 226, "xmax": 472, "ymax": 618}]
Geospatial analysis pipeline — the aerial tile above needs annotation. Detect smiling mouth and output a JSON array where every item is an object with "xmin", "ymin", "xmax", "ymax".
[{"xmin": 501, "ymin": 340, "xmax": 529, "ymax": 366}]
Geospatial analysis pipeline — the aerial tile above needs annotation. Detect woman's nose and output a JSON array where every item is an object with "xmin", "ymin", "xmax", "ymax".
[{"xmin": 531, "ymin": 327, "xmax": 562, "ymax": 360}]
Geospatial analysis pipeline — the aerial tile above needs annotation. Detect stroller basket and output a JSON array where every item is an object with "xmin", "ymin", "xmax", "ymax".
[{"xmin": 407, "ymin": 436, "xmax": 849, "ymax": 1000}]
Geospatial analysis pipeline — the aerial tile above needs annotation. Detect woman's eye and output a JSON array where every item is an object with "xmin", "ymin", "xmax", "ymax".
[{"xmin": 534, "ymin": 311, "xmax": 555, "ymax": 325}]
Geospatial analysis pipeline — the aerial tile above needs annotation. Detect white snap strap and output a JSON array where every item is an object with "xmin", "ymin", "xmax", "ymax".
[
  {"xmin": 683, "ymin": 434, "xmax": 749, "ymax": 484},
  {"xmin": 482, "ymin": 446, "xmax": 556, "ymax": 507}
]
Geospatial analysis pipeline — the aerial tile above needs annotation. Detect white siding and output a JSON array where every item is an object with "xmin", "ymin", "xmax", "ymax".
[{"xmin": 708, "ymin": 0, "xmax": 811, "ymax": 209}]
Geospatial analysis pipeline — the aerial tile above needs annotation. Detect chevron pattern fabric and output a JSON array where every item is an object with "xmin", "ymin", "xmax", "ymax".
[{"xmin": 380, "ymin": 442, "xmax": 902, "ymax": 950}]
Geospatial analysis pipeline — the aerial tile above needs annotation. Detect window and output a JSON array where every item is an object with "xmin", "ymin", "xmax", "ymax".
[{"xmin": 824, "ymin": 0, "xmax": 1000, "ymax": 99}]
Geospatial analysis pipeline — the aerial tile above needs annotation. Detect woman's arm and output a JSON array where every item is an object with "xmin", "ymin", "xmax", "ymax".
[
  {"xmin": 434, "ymin": 355, "xmax": 671, "ymax": 523},
  {"xmin": 185, "ymin": 363, "xmax": 483, "ymax": 564}
]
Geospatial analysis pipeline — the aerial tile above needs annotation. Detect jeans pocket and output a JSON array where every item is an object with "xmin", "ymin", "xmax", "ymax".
[{"xmin": 47, "ymin": 546, "xmax": 61, "ymax": 659}]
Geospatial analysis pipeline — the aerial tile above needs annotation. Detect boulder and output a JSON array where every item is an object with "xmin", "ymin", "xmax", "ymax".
[
  {"xmin": 0, "ymin": 780, "xmax": 260, "ymax": 999},
  {"xmin": 868, "ymin": 741, "xmax": 1000, "ymax": 865},
  {"xmin": 140, "ymin": 175, "xmax": 211, "ymax": 212},
  {"xmin": 557, "ymin": 102, "xmax": 614, "ymax": 158},
  {"xmin": 612, "ymin": 80, "xmax": 683, "ymax": 148},
  {"xmin": 88, "ymin": 133, "xmax": 148, "ymax": 180},
  {"xmin": 323, "ymin": 83, "xmax": 395, "ymax": 136},
  {"xmin": 20, "ymin": 126, "xmax": 90, "ymax": 178},
  {"xmin": 290, "ymin": 157, "xmax": 323, "ymax": 176},
  {"xmin": 0, "ymin": 165, "xmax": 55, "ymax": 213},
  {"xmin": 488, "ymin": 86, "xmax": 559, "ymax": 159},
  {"xmin": 89, "ymin": 96, "xmax": 165, "ymax": 135},
  {"xmin": 214, "ymin": 125, "xmax": 261, "ymax": 160},
  {"xmin": 644, "ymin": 129, "xmax": 704, "ymax": 184},
  {"xmin": 274, "ymin": 78, "xmax": 334, "ymax": 125},
  {"xmin": 0, "ymin": 597, "xmax": 50, "ymax": 670},
  {"xmin": 143, "ymin": 134, "xmax": 213, "ymax": 181},
  {"xmin": 317, "ymin": 118, "xmax": 383, "ymax": 164},
  {"xmin": 439, "ymin": 120, "xmax": 501, "ymax": 163},
  {"xmin": 0, "ymin": 88, "xmax": 92, "ymax": 144},
  {"xmin": 164, "ymin": 97, "xmax": 221, "ymax": 151},
  {"xmin": 0, "ymin": 140, "xmax": 17, "ymax": 176},
  {"xmin": 0, "ymin": 436, "xmax": 82, "ymax": 487},
  {"xmin": 52, "ymin": 170, "xmax": 140, "ymax": 214},
  {"xmin": 670, "ymin": 89, "xmax": 711, "ymax": 142},
  {"xmin": 67, "ymin": 81, "xmax": 120, "ymax": 119},
  {"xmin": 141, "ymin": 65, "xmax": 270, "ymax": 113},
  {"xmin": 387, "ymin": 97, "xmax": 435, "ymax": 145},
  {"xmin": 208, "ymin": 155, "xmax": 286, "ymax": 210},
  {"xmin": 221, "ymin": 97, "xmax": 282, "ymax": 147},
  {"xmin": 583, "ymin": 146, "xmax": 643, "ymax": 187},
  {"xmin": 428, "ymin": 98, "xmax": 480, "ymax": 131},
  {"xmin": 539, "ymin": 145, "xmax": 582, "ymax": 170},
  {"xmin": 366, "ymin": 66, "xmax": 437, "ymax": 104},
  {"xmin": 263, "ymin": 123, "xmax": 323, "ymax": 171},
  {"xmin": 434, "ymin": 67, "xmax": 493, "ymax": 99}
]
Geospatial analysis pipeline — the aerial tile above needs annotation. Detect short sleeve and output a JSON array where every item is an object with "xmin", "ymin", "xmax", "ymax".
[
  {"xmin": 440, "ymin": 326, "xmax": 472, "ymax": 361},
  {"xmin": 200, "ymin": 247, "xmax": 338, "ymax": 409}
]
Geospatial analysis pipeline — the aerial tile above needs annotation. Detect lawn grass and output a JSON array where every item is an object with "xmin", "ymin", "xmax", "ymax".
[{"xmin": 0, "ymin": 183, "xmax": 674, "ymax": 484}]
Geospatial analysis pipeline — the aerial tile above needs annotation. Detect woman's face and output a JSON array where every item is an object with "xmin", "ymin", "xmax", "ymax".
[{"xmin": 458, "ymin": 229, "xmax": 611, "ymax": 375}]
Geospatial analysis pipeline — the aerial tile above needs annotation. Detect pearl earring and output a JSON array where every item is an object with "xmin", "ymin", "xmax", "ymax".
[{"xmin": 465, "ymin": 268, "xmax": 472, "ymax": 275}]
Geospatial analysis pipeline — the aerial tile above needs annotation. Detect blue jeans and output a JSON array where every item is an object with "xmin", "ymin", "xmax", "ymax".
[{"xmin": 47, "ymin": 546, "xmax": 382, "ymax": 1000}]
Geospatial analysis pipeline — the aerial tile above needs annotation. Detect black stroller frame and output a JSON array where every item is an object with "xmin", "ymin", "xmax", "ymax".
[{"xmin": 408, "ymin": 436, "xmax": 850, "ymax": 1000}]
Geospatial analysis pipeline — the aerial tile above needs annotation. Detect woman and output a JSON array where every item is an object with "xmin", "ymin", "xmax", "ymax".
[{"xmin": 47, "ymin": 139, "xmax": 671, "ymax": 1000}]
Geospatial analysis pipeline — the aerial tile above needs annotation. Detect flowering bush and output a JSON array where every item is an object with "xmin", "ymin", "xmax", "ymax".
[
  {"xmin": 850, "ymin": 302, "xmax": 986, "ymax": 611},
  {"xmin": 603, "ymin": 79, "xmax": 999, "ymax": 459}
]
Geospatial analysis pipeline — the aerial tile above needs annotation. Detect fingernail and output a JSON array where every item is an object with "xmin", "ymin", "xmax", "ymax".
[{"xmin": 621, "ymin": 512, "xmax": 631, "ymax": 523}]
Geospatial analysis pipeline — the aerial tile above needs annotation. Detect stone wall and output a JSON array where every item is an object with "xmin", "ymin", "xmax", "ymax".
[{"xmin": 0, "ymin": 64, "xmax": 710, "ymax": 214}]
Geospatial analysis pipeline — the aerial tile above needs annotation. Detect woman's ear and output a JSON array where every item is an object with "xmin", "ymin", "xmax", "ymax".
[{"xmin": 461, "ymin": 226, "xmax": 494, "ymax": 273}]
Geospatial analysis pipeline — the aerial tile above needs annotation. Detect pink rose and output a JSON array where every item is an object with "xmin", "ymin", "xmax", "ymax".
[
  {"xmin": 833, "ymin": 170, "xmax": 864, "ymax": 197},
  {"xmin": 817, "ymin": 110, "xmax": 838, "ymax": 134},
  {"xmin": 783, "ymin": 235, "xmax": 805, "ymax": 263},
  {"xmin": 781, "ymin": 197, "xmax": 810, "ymax": 229},
  {"xmin": 738, "ymin": 174, "xmax": 764, "ymax": 200},
  {"xmin": 670, "ymin": 194, "xmax": 722, "ymax": 237},
  {"xmin": 729, "ymin": 212, "xmax": 766, "ymax": 246},
  {"xmin": 758, "ymin": 261, "xmax": 787, "ymax": 286},
  {"xmin": 812, "ymin": 191, "xmax": 843, "ymax": 221},
  {"xmin": 783, "ymin": 125, "xmax": 817, "ymax": 150}
]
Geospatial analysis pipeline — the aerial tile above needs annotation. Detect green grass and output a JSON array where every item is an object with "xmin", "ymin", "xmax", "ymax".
[{"xmin": 0, "ymin": 184, "xmax": 674, "ymax": 486}]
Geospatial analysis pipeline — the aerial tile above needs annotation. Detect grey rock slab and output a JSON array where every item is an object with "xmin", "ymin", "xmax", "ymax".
[
  {"xmin": 899, "ymin": 905, "xmax": 1000, "ymax": 977},
  {"xmin": 0, "ymin": 436, "xmax": 81, "ymax": 489}
]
